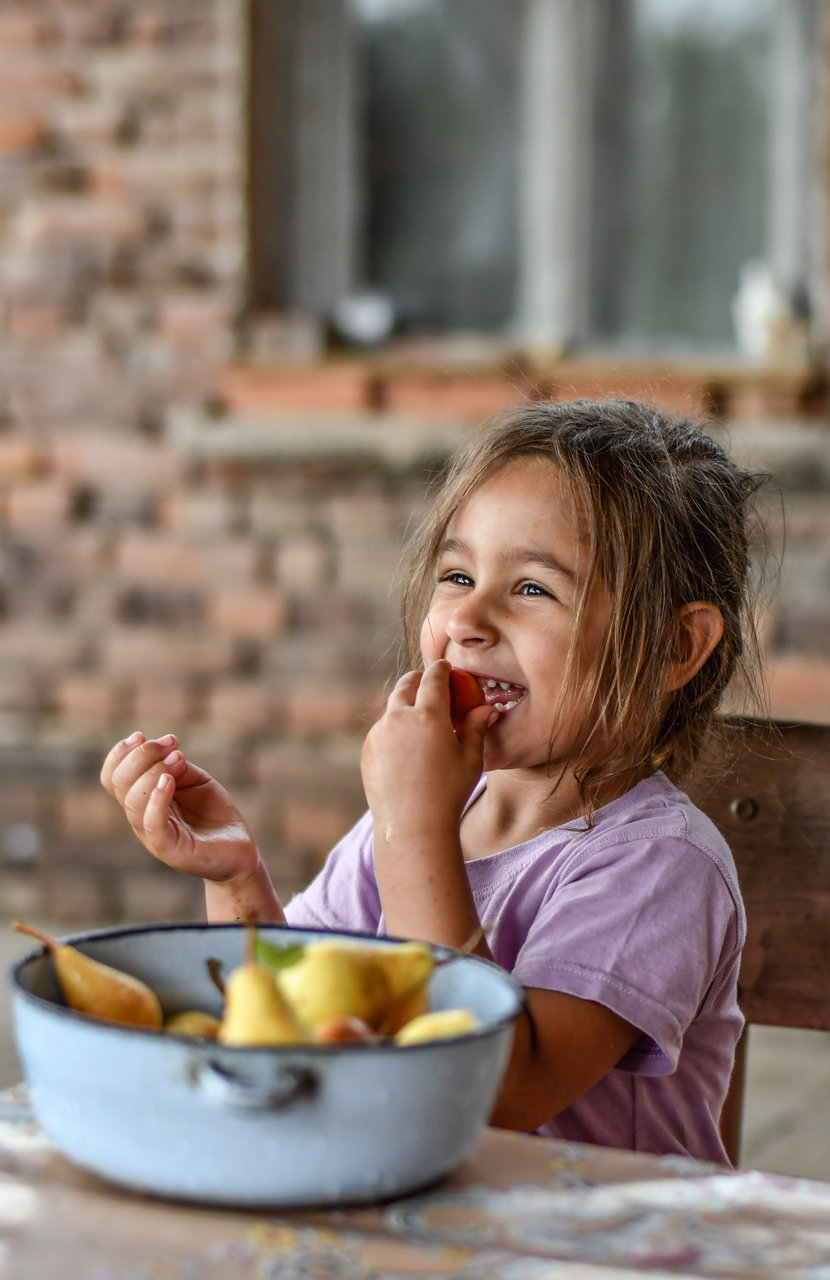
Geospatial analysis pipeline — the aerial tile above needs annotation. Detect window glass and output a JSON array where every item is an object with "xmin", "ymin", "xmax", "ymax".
[
  {"xmin": 354, "ymin": 0, "xmax": 520, "ymax": 333},
  {"xmin": 595, "ymin": 0, "xmax": 775, "ymax": 349}
]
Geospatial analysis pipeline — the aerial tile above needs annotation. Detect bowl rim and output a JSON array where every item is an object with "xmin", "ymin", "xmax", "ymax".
[{"xmin": 10, "ymin": 919, "xmax": 525, "ymax": 1055}]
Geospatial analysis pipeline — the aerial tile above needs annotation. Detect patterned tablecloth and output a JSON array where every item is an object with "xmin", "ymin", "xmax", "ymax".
[{"xmin": 2, "ymin": 1083, "xmax": 830, "ymax": 1279}]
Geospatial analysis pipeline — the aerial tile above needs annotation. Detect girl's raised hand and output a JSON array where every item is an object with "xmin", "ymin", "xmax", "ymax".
[
  {"xmin": 100, "ymin": 732, "xmax": 261, "ymax": 885},
  {"xmin": 361, "ymin": 660, "xmax": 493, "ymax": 841}
]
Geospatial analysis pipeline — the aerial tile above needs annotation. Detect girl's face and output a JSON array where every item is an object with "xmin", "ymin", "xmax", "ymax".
[{"xmin": 420, "ymin": 456, "xmax": 611, "ymax": 775}]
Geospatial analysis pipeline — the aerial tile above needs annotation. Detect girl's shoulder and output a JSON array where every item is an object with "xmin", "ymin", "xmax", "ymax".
[{"xmin": 583, "ymin": 770, "xmax": 741, "ymax": 894}]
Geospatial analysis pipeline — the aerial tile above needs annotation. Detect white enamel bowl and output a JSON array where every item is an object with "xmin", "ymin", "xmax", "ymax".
[{"xmin": 10, "ymin": 922, "xmax": 523, "ymax": 1208}]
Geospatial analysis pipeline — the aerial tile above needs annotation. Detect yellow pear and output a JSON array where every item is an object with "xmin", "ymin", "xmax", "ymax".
[
  {"xmin": 376, "ymin": 941, "xmax": 435, "ymax": 1000},
  {"xmin": 13, "ymin": 921, "xmax": 163, "ymax": 1030},
  {"xmin": 164, "ymin": 1009, "xmax": 221, "ymax": 1039},
  {"xmin": 218, "ymin": 959, "xmax": 310, "ymax": 1047},
  {"xmin": 277, "ymin": 940, "xmax": 392, "ymax": 1031},
  {"xmin": 374, "ymin": 942, "xmax": 435, "ymax": 1033},
  {"xmin": 394, "ymin": 1008, "xmax": 479, "ymax": 1046}
]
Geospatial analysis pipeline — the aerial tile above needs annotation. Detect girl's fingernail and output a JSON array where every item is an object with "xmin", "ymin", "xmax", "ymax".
[
  {"xmin": 163, "ymin": 750, "xmax": 181, "ymax": 766},
  {"xmin": 156, "ymin": 774, "xmax": 171, "ymax": 790},
  {"xmin": 125, "ymin": 731, "xmax": 144, "ymax": 745},
  {"xmin": 157, "ymin": 734, "xmax": 176, "ymax": 748}
]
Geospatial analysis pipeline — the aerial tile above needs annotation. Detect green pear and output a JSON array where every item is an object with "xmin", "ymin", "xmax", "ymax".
[
  {"xmin": 13, "ymin": 921, "xmax": 163, "ymax": 1030},
  {"xmin": 218, "ymin": 958, "xmax": 310, "ymax": 1047},
  {"xmin": 277, "ymin": 940, "xmax": 392, "ymax": 1031},
  {"xmin": 394, "ymin": 1007, "xmax": 479, "ymax": 1046}
]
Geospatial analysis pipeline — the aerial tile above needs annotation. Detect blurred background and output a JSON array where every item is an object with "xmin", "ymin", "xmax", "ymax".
[
  {"xmin": 0, "ymin": 0, "xmax": 827, "ymax": 929},
  {"xmin": 1, "ymin": 0, "xmax": 830, "ymax": 1182}
]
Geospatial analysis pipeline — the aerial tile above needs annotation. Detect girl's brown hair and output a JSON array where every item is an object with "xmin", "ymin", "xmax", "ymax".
[{"xmin": 400, "ymin": 399, "xmax": 769, "ymax": 813}]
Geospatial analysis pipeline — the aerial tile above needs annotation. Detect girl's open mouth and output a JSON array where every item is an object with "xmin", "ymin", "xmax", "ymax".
[{"xmin": 477, "ymin": 678, "xmax": 526, "ymax": 714}]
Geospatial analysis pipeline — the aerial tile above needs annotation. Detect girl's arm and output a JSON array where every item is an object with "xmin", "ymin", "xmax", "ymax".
[
  {"xmin": 491, "ymin": 988, "xmax": 639, "ymax": 1131},
  {"xmin": 362, "ymin": 661, "xmax": 494, "ymax": 949},
  {"xmin": 362, "ymin": 660, "xmax": 640, "ymax": 1130},
  {"xmin": 100, "ymin": 733, "xmax": 285, "ymax": 924}
]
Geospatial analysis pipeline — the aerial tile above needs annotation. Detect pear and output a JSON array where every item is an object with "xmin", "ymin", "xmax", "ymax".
[
  {"xmin": 13, "ymin": 921, "xmax": 163, "ymax": 1030},
  {"xmin": 314, "ymin": 1015, "xmax": 376, "ymax": 1045},
  {"xmin": 277, "ymin": 940, "xmax": 393, "ymax": 1031},
  {"xmin": 164, "ymin": 1009, "xmax": 221, "ymax": 1039},
  {"xmin": 374, "ymin": 942, "xmax": 434, "ymax": 1034},
  {"xmin": 218, "ymin": 930, "xmax": 311, "ymax": 1047},
  {"xmin": 394, "ymin": 1007, "xmax": 479, "ymax": 1046}
]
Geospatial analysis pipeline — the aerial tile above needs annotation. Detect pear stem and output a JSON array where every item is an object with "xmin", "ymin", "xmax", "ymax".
[{"xmin": 13, "ymin": 920, "xmax": 56, "ymax": 954}]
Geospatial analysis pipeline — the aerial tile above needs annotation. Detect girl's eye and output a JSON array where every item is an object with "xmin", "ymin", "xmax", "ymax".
[
  {"xmin": 439, "ymin": 570, "xmax": 473, "ymax": 587},
  {"xmin": 519, "ymin": 581, "xmax": 552, "ymax": 598}
]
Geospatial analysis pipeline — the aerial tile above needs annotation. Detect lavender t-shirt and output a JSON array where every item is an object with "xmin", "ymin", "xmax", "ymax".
[{"xmin": 284, "ymin": 771, "xmax": 745, "ymax": 1164}]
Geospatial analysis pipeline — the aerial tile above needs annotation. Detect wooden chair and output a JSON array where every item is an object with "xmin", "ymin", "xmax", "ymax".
[{"xmin": 685, "ymin": 717, "xmax": 830, "ymax": 1166}]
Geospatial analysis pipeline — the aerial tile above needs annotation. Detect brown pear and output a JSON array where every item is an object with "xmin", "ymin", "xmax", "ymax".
[
  {"xmin": 14, "ymin": 921, "xmax": 163, "ymax": 1030},
  {"xmin": 164, "ymin": 1009, "xmax": 221, "ymax": 1039}
]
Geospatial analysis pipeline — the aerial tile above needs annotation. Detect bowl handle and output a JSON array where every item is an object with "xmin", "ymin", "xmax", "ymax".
[{"xmin": 191, "ymin": 1059, "xmax": 318, "ymax": 1110}]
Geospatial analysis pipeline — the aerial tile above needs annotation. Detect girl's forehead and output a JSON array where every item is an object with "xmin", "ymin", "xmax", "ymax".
[{"xmin": 449, "ymin": 456, "xmax": 584, "ymax": 532}]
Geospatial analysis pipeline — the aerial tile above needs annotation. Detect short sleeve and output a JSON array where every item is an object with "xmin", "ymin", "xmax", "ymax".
[
  {"xmin": 283, "ymin": 810, "xmax": 383, "ymax": 935},
  {"xmin": 512, "ymin": 828, "xmax": 743, "ymax": 1075}
]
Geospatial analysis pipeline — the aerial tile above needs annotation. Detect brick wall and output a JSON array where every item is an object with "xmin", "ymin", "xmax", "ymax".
[{"xmin": 0, "ymin": 1, "xmax": 829, "ymax": 927}]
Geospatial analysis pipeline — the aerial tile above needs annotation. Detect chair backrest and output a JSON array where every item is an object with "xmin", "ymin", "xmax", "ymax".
[{"xmin": 685, "ymin": 717, "xmax": 830, "ymax": 1165}]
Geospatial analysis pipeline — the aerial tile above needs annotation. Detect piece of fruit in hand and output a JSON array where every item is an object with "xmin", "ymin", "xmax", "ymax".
[{"xmin": 448, "ymin": 667, "xmax": 485, "ymax": 728}]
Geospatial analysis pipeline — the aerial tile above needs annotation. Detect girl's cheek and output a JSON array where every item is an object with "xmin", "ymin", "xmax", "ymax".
[{"xmin": 419, "ymin": 613, "xmax": 442, "ymax": 663}]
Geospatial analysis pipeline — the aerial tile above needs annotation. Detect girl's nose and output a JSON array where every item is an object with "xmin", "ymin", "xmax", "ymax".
[{"xmin": 445, "ymin": 592, "xmax": 499, "ymax": 647}]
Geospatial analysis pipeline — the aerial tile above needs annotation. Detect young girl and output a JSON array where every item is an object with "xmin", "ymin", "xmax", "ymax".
[{"xmin": 101, "ymin": 398, "xmax": 767, "ymax": 1165}]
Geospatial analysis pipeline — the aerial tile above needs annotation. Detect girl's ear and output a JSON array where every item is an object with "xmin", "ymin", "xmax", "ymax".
[{"xmin": 665, "ymin": 602, "xmax": 724, "ymax": 692}]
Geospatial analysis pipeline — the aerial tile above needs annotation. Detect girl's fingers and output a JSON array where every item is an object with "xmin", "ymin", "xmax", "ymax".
[
  {"xmin": 141, "ymin": 772, "xmax": 180, "ymax": 851},
  {"xmin": 385, "ymin": 669, "xmax": 424, "ymax": 709},
  {"xmin": 100, "ymin": 731, "xmax": 146, "ymax": 795},
  {"xmin": 105, "ymin": 734, "xmax": 180, "ymax": 804}
]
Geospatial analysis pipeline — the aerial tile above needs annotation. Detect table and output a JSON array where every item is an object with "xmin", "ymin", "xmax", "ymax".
[{"xmin": 3, "ymin": 1084, "xmax": 830, "ymax": 1279}]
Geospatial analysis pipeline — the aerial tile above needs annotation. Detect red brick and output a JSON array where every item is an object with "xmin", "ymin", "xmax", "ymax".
[
  {"xmin": 41, "ymin": 868, "xmax": 111, "ymax": 924},
  {"xmin": 206, "ymin": 587, "xmax": 288, "ymax": 640},
  {"xmin": 50, "ymin": 431, "xmax": 181, "ymax": 492},
  {"xmin": 765, "ymin": 655, "xmax": 830, "ymax": 723},
  {"xmin": 203, "ymin": 678, "xmax": 279, "ymax": 733},
  {"xmin": 17, "ymin": 195, "xmax": 148, "ymax": 247},
  {"xmin": 0, "ymin": 12, "xmax": 52, "ymax": 48},
  {"xmin": 0, "ymin": 870, "xmax": 42, "ymax": 920},
  {"xmin": 0, "ymin": 621, "xmax": 86, "ymax": 669},
  {"xmin": 281, "ymin": 799, "xmax": 355, "ymax": 860},
  {"xmin": 53, "ymin": 673, "xmax": 126, "ymax": 724},
  {"xmin": 6, "ymin": 301, "xmax": 65, "ymax": 342},
  {"xmin": 114, "ymin": 530, "xmax": 257, "ymax": 587},
  {"xmin": 158, "ymin": 488, "xmax": 234, "ymax": 536},
  {"xmin": 215, "ymin": 362, "xmax": 371, "ymax": 415},
  {"xmin": 381, "ymin": 368, "xmax": 531, "ymax": 419},
  {"xmin": 273, "ymin": 536, "xmax": 333, "ymax": 593},
  {"xmin": 55, "ymin": 786, "xmax": 126, "ymax": 840},
  {"xmin": 114, "ymin": 531, "xmax": 210, "ymax": 585},
  {"xmin": 0, "ymin": 109, "xmax": 45, "ymax": 153},
  {"xmin": 284, "ymin": 682, "xmax": 373, "ymax": 737},
  {"xmin": 0, "ymin": 435, "xmax": 47, "ymax": 480},
  {"xmin": 336, "ymin": 541, "xmax": 407, "ymax": 599},
  {"xmin": 130, "ymin": 679, "xmax": 196, "ymax": 731},
  {"xmin": 541, "ymin": 369, "xmax": 715, "ymax": 420},
  {"xmin": 4, "ymin": 478, "xmax": 72, "ymax": 531},
  {"xmin": 157, "ymin": 291, "xmax": 232, "ymax": 349},
  {"xmin": 120, "ymin": 869, "xmax": 204, "ymax": 924},
  {"xmin": 100, "ymin": 627, "xmax": 234, "ymax": 679}
]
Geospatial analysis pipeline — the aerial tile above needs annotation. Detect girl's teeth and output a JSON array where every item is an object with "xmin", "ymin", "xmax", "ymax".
[
  {"xmin": 486, "ymin": 680, "xmax": 498, "ymax": 688},
  {"xmin": 493, "ymin": 700, "xmax": 518, "ymax": 713}
]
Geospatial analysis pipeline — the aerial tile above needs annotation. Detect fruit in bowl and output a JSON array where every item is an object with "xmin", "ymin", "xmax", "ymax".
[{"xmin": 11, "ymin": 922, "xmax": 523, "ymax": 1208}]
